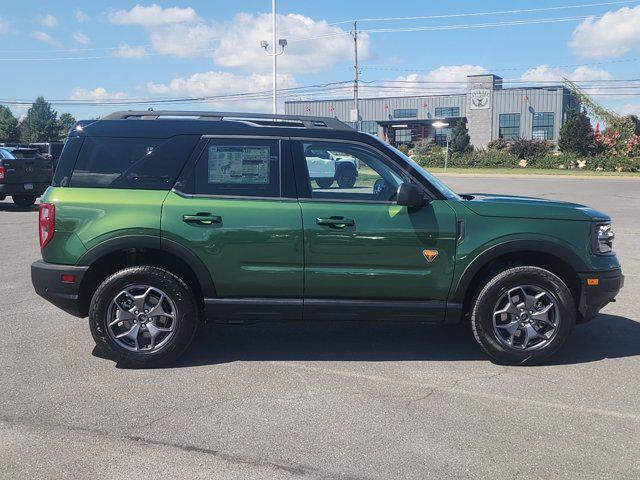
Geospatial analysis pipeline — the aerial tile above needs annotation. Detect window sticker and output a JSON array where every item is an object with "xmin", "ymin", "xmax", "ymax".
[{"xmin": 208, "ymin": 146, "xmax": 271, "ymax": 184}]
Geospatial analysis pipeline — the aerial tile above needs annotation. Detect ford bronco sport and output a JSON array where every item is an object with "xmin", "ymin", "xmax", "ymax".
[{"xmin": 31, "ymin": 111, "xmax": 623, "ymax": 367}]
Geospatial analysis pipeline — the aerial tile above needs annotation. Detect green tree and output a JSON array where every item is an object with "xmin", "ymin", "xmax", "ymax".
[
  {"xmin": 0, "ymin": 106, "xmax": 21, "ymax": 143},
  {"xmin": 20, "ymin": 96, "xmax": 60, "ymax": 143},
  {"xmin": 57, "ymin": 112, "xmax": 77, "ymax": 140},
  {"xmin": 449, "ymin": 119, "xmax": 472, "ymax": 154},
  {"xmin": 558, "ymin": 109, "xmax": 594, "ymax": 156}
]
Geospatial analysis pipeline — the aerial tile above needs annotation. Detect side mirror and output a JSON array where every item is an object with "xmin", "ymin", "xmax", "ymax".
[{"xmin": 396, "ymin": 183, "xmax": 426, "ymax": 207}]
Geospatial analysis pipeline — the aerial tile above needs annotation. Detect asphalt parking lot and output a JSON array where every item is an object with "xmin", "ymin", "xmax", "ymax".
[{"xmin": 1, "ymin": 175, "xmax": 639, "ymax": 480}]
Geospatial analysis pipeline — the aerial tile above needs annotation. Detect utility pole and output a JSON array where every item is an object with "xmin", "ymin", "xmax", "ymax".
[{"xmin": 351, "ymin": 21, "xmax": 359, "ymax": 130}]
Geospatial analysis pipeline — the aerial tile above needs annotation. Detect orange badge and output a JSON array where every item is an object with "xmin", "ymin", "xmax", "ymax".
[{"xmin": 422, "ymin": 250, "xmax": 439, "ymax": 262}]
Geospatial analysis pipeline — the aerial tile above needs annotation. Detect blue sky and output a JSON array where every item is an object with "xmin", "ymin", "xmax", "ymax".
[{"xmin": 1, "ymin": 1, "xmax": 640, "ymax": 119}]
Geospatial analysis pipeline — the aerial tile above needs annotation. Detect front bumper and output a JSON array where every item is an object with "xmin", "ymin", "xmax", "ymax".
[
  {"xmin": 31, "ymin": 260, "xmax": 89, "ymax": 317},
  {"xmin": 577, "ymin": 268, "xmax": 624, "ymax": 323}
]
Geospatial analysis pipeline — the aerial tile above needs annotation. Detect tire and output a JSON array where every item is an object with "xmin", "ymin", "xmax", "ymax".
[
  {"xmin": 12, "ymin": 195, "xmax": 36, "ymax": 208},
  {"xmin": 316, "ymin": 178, "xmax": 334, "ymax": 189},
  {"xmin": 89, "ymin": 266, "xmax": 199, "ymax": 368},
  {"xmin": 470, "ymin": 266, "xmax": 575, "ymax": 365},
  {"xmin": 336, "ymin": 167, "xmax": 357, "ymax": 189}
]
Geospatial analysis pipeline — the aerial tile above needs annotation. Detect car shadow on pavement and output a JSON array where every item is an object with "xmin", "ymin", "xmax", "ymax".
[
  {"xmin": 109, "ymin": 313, "xmax": 638, "ymax": 369},
  {"xmin": 0, "ymin": 202, "xmax": 38, "ymax": 212}
]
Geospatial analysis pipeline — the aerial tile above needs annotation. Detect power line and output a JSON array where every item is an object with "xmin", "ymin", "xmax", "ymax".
[{"xmin": 327, "ymin": 0, "xmax": 638, "ymax": 25}]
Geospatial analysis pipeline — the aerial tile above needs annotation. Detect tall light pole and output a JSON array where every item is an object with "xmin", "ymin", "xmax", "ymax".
[
  {"xmin": 351, "ymin": 21, "xmax": 359, "ymax": 130},
  {"xmin": 260, "ymin": 0, "xmax": 287, "ymax": 114}
]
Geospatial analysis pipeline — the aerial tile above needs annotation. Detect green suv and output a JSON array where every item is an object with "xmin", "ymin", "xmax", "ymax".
[{"xmin": 31, "ymin": 111, "xmax": 623, "ymax": 367}]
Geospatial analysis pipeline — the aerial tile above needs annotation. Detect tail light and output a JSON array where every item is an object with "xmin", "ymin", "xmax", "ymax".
[
  {"xmin": 39, "ymin": 203, "xmax": 55, "ymax": 249},
  {"xmin": 0, "ymin": 164, "xmax": 5, "ymax": 182}
]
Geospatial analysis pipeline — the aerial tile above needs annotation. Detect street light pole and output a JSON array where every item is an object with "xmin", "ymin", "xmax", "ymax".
[
  {"xmin": 432, "ymin": 121, "xmax": 450, "ymax": 171},
  {"xmin": 260, "ymin": 0, "xmax": 287, "ymax": 115},
  {"xmin": 271, "ymin": 0, "xmax": 277, "ymax": 114}
]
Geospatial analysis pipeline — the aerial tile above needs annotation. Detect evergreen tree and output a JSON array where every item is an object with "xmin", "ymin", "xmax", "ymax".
[
  {"xmin": 0, "ymin": 106, "xmax": 21, "ymax": 143},
  {"xmin": 558, "ymin": 109, "xmax": 594, "ymax": 156},
  {"xmin": 449, "ymin": 119, "xmax": 472, "ymax": 154},
  {"xmin": 20, "ymin": 97, "xmax": 60, "ymax": 143},
  {"xmin": 57, "ymin": 113, "xmax": 77, "ymax": 140}
]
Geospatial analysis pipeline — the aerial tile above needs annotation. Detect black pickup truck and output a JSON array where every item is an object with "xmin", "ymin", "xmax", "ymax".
[{"xmin": 0, "ymin": 147, "xmax": 53, "ymax": 207}]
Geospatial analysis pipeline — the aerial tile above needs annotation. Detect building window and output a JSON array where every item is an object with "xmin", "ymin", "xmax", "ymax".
[
  {"xmin": 532, "ymin": 112, "xmax": 554, "ymax": 140},
  {"xmin": 395, "ymin": 129, "xmax": 412, "ymax": 143},
  {"xmin": 393, "ymin": 108, "xmax": 417, "ymax": 119},
  {"xmin": 499, "ymin": 113, "xmax": 520, "ymax": 140},
  {"xmin": 434, "ymin": 128, "xmax": 451, "ymax": 146},
  {"xmin": 360, "ymin": 121, "xmax": 378, "ymax": 135},
  {"xmin": 435, "ymin": 107, "xmax": 460, "ymax": 118}
]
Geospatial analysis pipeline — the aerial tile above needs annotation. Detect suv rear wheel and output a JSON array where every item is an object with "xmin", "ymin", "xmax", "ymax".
[
  {"xmin": 470, "ymin": 266, "xmax": 575, "ymax": 365},
  {"xmin": 12, "ymin": 195, "xmax": 36, "ymax": 208},
  {"xmin": 89, "ymin": 266, "xmax": 198, "ymax": 368}
]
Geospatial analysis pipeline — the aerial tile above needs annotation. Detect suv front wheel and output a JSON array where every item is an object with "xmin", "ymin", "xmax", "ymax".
[
  {"xmin": 471, "ymin": 266, "xmax": 575, "ymax": 365},
  {"xmin": 89, "ymin": 266, "xmax": 199, "ymax": 368}
]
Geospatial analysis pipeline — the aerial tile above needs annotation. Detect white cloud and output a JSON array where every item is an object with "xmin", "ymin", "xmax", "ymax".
[
  {"xmin": 75, "ymin": 10, "xmax": 89, "ymax": 23},
  {"xmin": 521, "ymin": 65, "xmax": 613, "ymax": 82},
  {"xmin": 149, "ymin": 23, "xmax": 217, "ymax": 58},
  {"xmin": 70, "ymin": 87, "xmax": 128, "ymax": 101},
  {"xmin": 39, "ymin": 14, "xmax": 57, "ymax": 28},
  {"xmin": 32, "ymin": 31, "xmax": 62, "ymax": 47},
  {"xmin": 73, "ymin": 32, "xmax": 91, "ymax": 45},
  {"xmin": 0, "ymin": 17, "xmax": 8, "ymax": 35},
  {"xmin": 617, "ymin": 104, "xmax": 640, "ymax": 116},
  {"xmin": 108, "ymin": 4, "xmax": 200, "ymax": 27},
  {"xmin": 212, "ymin": 13, "xmax": 369, "ymax": 74},
  {"xmin": 112, "ymin": 43, "xmax": 147, "ymax": 59},
  {"xmin": 390, "ymin": 65, "xmax": 487, "ymax": 96},
  {"xmin": 569, "ymin": 5, "xmax": 640, "ymax": 59},
  {"xmin": 520, "ymin": 65, "xmax": 616, "ymax": 97},
  {"xmin": 145, "ymin": 71, "xmax": 298, "ymax": 111}
]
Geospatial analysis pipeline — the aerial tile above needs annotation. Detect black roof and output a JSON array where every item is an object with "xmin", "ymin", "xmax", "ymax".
[{"xmin": 72, "ymin": 110, "xmax": 365, "ymax": 141}]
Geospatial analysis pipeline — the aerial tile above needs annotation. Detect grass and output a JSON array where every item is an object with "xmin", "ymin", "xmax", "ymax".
[{"xmin": 425, "ymin": 167, "xmax": 640, "ymax": 177}]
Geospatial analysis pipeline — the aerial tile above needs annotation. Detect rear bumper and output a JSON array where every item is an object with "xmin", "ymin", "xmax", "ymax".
[
  {"xmin": 0, "ymin": 182, "xmax": 49, "ymax": 196},
  {"xmin": 577, "ymin": 268, "xmax": 624, "ymax": 323},
  {"xmin": 31, "ymin": 260, "xmax": 89, "ymax": 317}
]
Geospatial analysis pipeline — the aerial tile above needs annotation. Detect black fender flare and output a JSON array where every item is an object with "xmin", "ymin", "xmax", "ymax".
[
  {"xmin": 451, "ymin": 239, "xmax": 588, "ymax": 303},
  {"xmin": 77, "ymin": 234, "xmax": 216, "ymax": 297}
]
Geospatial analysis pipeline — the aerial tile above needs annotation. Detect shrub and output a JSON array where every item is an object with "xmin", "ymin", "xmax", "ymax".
[
  {"xmin": 397, "ymin": 144, "xmax": 410, "ymax": 155},
  {"xmin": 487, "ymin": 138, "xmax": 510, "ymax": 151},
  {"xmin": 449, "ymin": 119, "xmax": 472, "ymax": 154},
  {"xmin": 413, "ymin": 138, "xmax": 436, "ymax": 157},
  {"xmin": 558, "ymin": 109, "xmax": 594, "ymax": 156},
  {"xmin": 508, "ymin": 138, "xmax": 554, "ymax": 159}
]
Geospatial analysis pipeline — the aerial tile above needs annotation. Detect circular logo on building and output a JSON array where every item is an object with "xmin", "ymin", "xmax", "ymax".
[{"xmin": 469, "ymin": 83, "xmax": 491, "ymax": 110}]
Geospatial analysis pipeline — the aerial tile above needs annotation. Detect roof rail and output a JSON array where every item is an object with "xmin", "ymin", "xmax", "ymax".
[{"xmin": 101, "ymin": 110, "xmax": 353, "ymax": 131}]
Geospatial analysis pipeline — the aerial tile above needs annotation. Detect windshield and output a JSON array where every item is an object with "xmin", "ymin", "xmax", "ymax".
[
  {"xmin": 0, "ymin": 148, "xmax": 16, "ymax": 160},
  {"xmin": 387, "ymin": 145, "xmax": 461, "ymax": 200}
]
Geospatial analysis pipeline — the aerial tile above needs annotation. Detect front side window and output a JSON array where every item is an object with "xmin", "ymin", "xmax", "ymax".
[
  {"xmin": 435, "ymin": 107, "xmax": 460, "ymax": 118},
  {"xmin": 393, "ymin": 108, "xmax": 418, "ymax": 119},
  {"xmin": 499, "ymin": 113, "xmax": 521, "ymax": 140},
  {"xmin": 532, "ymin": 112, "xmax": 554, "ymax": 140},
  {"xmin": 302, "ymin": 141, "xmax": 410, "ymax": 203},
  {"xmin": 194, "ymin": 139, "xmax": 280, "ymax": 197},
  {"xmin": 70, "ymin": 135, "xmax": 198, "ymax": 189}
]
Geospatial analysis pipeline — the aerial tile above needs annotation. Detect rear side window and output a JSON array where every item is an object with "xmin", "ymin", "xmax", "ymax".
[
  {"xmin": 194, "ymin": 139, "xmax": 281, "ymax": 198},
  {"xmin": 69, "ymin": 135, "xmax": 198, "ymax": 190}
]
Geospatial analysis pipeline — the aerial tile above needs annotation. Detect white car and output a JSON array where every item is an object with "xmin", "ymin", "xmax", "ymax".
[{"xmin": 305, "ymin": 147, "xmax": 359, "ymax": 189}]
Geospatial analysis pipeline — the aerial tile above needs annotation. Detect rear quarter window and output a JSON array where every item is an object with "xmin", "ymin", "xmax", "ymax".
[{"xmin": 68, "ymin": 135, "xmax": 199, "ymax": 190}]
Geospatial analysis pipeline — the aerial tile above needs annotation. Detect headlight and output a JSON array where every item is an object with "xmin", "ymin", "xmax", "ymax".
[{"xmin": 593, "ymin": 222, "xmax": 615, "ymax": 254}]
